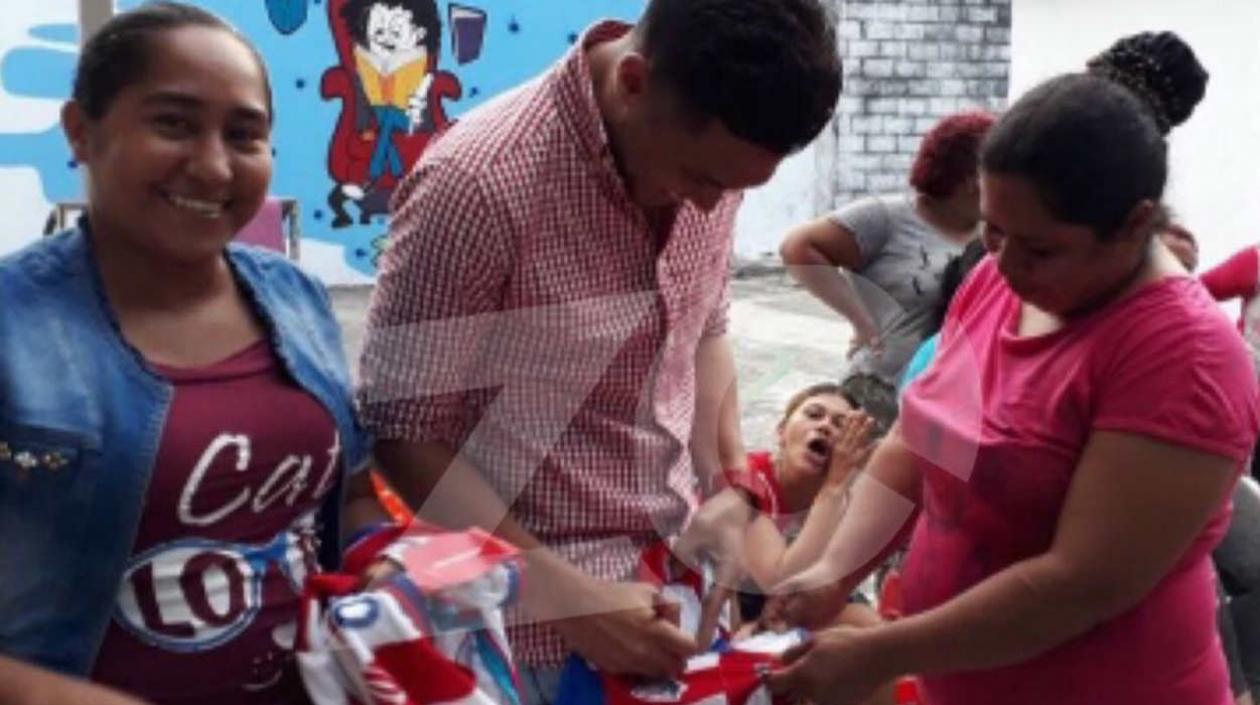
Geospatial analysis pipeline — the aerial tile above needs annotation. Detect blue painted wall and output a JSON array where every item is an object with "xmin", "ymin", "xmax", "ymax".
[{"xmin": 0, "ymin": 0, "xmax": 645, "ymax": 282}]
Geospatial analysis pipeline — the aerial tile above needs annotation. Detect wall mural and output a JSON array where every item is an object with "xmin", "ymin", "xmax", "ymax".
[
  {"xmin": 323, "ymin": 0, "xmax": 466, "ymax": 234},
  {"xmin": 0, "ymin": 0, "xmax": 644, "ymax": 283},
  {"xmin": 0, "ymin": 6, "xmax": 79, "ymax": 250}
]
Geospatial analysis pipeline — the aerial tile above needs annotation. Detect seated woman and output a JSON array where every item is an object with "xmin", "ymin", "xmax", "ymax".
[
  {"xmin": 0, "ymin": 4, "xmax": 388, "ymax": 704},
  {"xmin": 741, "ymin": 382, "xmax": 874, "ymax": 596},
  {"xmin": 779, "ymin": 111, "xmax": 994, "ymax": 387},
  {"xmin": 732, "ymin": 382, "xmax": 885, "ymax": 704}
]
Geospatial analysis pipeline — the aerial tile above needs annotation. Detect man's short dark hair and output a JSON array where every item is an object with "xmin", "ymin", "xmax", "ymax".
[{"xmin": 636, "ymin": 0, "xmax": 842, "ymax": 156}]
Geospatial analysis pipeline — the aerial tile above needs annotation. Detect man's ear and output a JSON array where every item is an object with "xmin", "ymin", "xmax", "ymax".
[
  {"xmin": 612, "ymin": 51, "xmax": 650, "ymax": 110},
  {"xmin": 61, "ymin": 101, "xmax": 92, "ymax": 165}
]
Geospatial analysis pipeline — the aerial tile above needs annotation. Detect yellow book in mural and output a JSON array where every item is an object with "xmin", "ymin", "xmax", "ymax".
[{"xmin": 354, "ymin": 45, "xmax": 429, "ymax": 110}]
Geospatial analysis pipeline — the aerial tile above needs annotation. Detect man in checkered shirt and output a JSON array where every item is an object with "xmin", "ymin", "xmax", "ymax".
[{"xmin": 357, "ymin": 0, "xmax": 841, "ymax": 701}]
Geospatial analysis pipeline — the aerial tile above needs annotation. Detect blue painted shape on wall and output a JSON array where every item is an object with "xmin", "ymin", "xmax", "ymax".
[
  {"xmin": 265, "ymin": 0, "xmax": 310, "ymax": 35},
  {"xmin": 0, "ymin": 125, "xmax": 77, "ymax": 205},
  {"xmin": 1, "ymin": 46, "xmax": 76, "ymax": 101},
  {"xmin": 0, "ymin": 22, "xmax": 79, "ymax": 218},
  {"xmin": 29, "ymin": 23, "xmax": 79, "ymax": 44}
]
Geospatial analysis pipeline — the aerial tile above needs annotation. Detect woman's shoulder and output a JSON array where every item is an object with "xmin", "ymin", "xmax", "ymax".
[
  {"xmin": 1091, "ymin": 276, "xmax": 1260, "ymax": 460},
  {"xmin": 1097, "ymin": 276, "xmax": 1254, "ymax": 384},
  {"xmin": 0, "ymin": 228, "xmax": 90, "ymax": 287},
  {"xmin": 0, "ymin": 231, "xmax": 100, "ymax": 335},
  {"xmin": 1106, "ymin": 275, "xmax": 1236, "ymax": 343}
]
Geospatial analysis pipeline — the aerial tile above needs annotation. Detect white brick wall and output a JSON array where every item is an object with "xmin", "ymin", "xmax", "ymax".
[
  {"xmin": 735, "ymin": 0, "xmax": 1012, "ymax": 257},
  {"xmin": 817, "ymin": 0, "xmax": 1011, "ymax": 210}
]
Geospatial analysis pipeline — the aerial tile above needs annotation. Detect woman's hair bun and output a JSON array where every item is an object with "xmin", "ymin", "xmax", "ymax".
[{"xmin": 1086, "ymin": 31, "xmax": 1208, "ymax": 134}]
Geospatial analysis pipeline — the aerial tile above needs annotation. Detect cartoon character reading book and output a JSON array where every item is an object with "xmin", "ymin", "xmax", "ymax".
[
  {"xmin": 341, "ymin": 0, "xmax": 441, "ymax": 184},
  {"xmin": 323, "ymin": 0, "xmax": 485, "ymax": 228}
]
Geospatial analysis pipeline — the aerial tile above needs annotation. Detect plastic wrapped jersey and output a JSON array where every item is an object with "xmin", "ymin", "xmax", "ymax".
[
  {"xmin": 637, "ymin": 540, "xmax": 733, "ymax": 645},
  {"xmin": 297, "ymin": 523, "xmax": 523, "ymax": 705},
  {"xmin": 556, "ymin": 631, "xmax": 808, "ymax": 705}
]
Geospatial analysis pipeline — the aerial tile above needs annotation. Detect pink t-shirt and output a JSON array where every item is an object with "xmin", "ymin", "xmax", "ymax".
[{"xmin": 899, "ymin": 258, "xmax": 1259, "ymax": 705}]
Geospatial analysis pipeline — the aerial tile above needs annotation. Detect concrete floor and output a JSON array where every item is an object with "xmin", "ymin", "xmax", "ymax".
[{"xmin": 330, "ymin": 272, "xmax": 855, "ymax": 451}]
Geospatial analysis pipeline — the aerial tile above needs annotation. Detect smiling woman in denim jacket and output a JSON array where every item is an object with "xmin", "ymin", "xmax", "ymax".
[{"xmin": 0, "ymin": 4, "xmax": 390, "ymax": 704}]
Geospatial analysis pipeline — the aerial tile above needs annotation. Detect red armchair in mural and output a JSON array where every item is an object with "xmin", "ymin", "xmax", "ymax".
[{"xmin": 320, "ymin": 0, "xmax": 462, "ymax": 227}]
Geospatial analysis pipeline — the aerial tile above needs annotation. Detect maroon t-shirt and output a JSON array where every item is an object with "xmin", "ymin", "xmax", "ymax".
[{"xmin": 92, "ymin": 340, "xmax": 341, "ymax": 704}]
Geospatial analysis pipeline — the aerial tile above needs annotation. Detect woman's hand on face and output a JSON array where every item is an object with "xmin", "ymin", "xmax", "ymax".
[
  {"xmin": 826, "ymin": 413, "xmax": 875, "ymax": 488},
  {"xmin": 765, "ymin": 626, "xmax": 892, "ymax": 705}
]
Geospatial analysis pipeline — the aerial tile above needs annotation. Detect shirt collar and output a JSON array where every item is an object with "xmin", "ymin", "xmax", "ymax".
[{"xmin": 552, "ymin": 20, "xmax": 632, "ymax": 181}]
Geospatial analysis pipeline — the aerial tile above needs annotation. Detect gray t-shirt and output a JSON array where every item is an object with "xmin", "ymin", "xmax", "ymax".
[{"xmin": 831, "ymin": 193, "xmax": 964, "ymax": 382}]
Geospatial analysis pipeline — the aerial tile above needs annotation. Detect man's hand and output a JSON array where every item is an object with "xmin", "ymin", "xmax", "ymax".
[
  {"xmin": 549, "ymin": 576, "xmax": 698, "ymax": 678},
  {"xmin": 673, "ymin": 486, "xmax": 757, "ymax": 647},
  {"xmin": 520, "ymin": 550, "xmax": 698, "ymax": 678}
]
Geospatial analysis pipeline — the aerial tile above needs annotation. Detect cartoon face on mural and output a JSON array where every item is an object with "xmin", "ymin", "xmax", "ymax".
[
  {"xmin": 348, "ymin": 0, "xmax": 440, "ymax": 140},
  {"xmin": 362, "ymin": 2, "xmax": 432, "ymax": 57},
  {"xmin": 323, "ymin": 0, "xmax": 456, "ymax": 229}
]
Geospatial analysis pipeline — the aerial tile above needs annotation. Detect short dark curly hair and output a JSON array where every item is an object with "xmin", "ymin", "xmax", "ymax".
[
  {"xmin": 636, "ymin": 0, "xmax": 842, "ymax": 156},
  {"xmin": 909, "ymin": 111, "xmax": 995, "ymax": 199},
  {"xmin": 340, "ymin": 0, "xmax": 441, "ymax": 57}
]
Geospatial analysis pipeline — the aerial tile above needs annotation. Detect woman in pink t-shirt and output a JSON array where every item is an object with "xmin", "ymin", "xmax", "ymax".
[{"xmin": 767, "ymin": 33, "xmax": 1260, "ymax": 705}]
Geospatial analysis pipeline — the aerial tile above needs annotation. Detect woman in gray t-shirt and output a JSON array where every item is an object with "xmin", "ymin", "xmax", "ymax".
[{"xmin": 780, "ymin": 111, "xmax": 994, "ymax": 383}]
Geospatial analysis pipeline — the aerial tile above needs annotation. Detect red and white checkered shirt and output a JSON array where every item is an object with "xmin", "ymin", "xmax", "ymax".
[{"xmin": 358, "ymin": 21, "xmax": 741, "ymax": 666}]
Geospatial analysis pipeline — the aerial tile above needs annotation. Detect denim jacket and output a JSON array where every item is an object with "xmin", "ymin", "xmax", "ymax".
[{"xmin": 0, "ymin": 226, "xmax": 370, "ymax": 676}]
